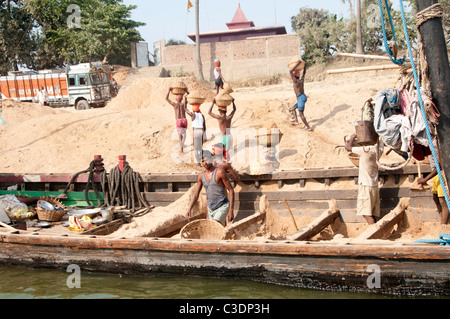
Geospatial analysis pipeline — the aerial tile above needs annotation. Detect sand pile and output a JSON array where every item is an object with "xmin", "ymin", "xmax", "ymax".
[
  {"xmin": 108, "ymin": 77, "xmax": 215, "ymax": 111},
  {"xmin": 110, "ymin": 185, "xmax": 207, "ymax": 238}
]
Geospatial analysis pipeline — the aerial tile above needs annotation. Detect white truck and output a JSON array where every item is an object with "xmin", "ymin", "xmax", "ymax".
[{"xmin": 0, "ymin": 63, "xmax": 111, "ymax": 110}]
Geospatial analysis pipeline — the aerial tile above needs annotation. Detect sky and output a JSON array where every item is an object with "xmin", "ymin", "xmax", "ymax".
[{"xmin": 122, "ymin": 0, "xmax": 352, "ymax": 55}]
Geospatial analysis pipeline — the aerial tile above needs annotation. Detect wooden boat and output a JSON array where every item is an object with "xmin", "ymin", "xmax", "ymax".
[
  {"xmin": 0, "ymin": 228, "xmax": 448, "ymax": 296},
  {"xmin": 0, "ymin": 168, "xmax": 449, "ymax": 296}
]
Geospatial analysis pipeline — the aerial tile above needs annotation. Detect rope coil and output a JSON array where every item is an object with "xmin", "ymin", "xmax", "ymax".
[{"xmin": 416, "ymin": 3, "xmax": 443, "ymax": 28}]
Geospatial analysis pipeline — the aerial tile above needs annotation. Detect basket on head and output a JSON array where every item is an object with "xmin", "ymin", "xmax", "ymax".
[
  {"xmin": 171, "ymin": 82, "xmax": 188, "ymax": 95},
  {"xmin": 222, "ymin": 82, "xmax": 234, "ymax": 94},
  {"xmin": 215, "ymin": 92, "xmax": 233, "ymax": 108},
  {"xmin": 180, "ymin": 219, "xmax": 226, "ymax": 240},
  {"xmin": 36, "ymin": 196, "xmax": 66, "ymax": 222},
  {"xmin": 288, "ymin": 57, "xmax": 306, "ymax": 72},
  {"xmin": 187, "ymin": 90, "xmax": 206, "ymax": 105}
]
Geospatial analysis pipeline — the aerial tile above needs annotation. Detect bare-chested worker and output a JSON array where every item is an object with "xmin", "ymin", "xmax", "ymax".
[
  {"xmin": 290, "ymin": 60, "xmax": 312, "ymax": 131},
  {"xmin": 166, "ymin": 87, "xmax": 189, "ymax": 155},
  {"xmin": 208, "ymin": 98, "xmax": 237, "ymax": 153}
]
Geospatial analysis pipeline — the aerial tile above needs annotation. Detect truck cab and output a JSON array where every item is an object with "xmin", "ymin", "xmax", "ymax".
[{"xmin": 67, "ymin": 63, "xmax": 111, "ymax": 110}]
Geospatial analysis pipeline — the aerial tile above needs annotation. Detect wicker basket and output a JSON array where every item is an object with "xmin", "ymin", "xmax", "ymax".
[
  {"xmin": 348, "ymin": 153, "xmax": 360, "ymax": 167},
  {"xmin": 288, "ymin": 57, "xmax": 306, "ymax": 71},
  {"xmin": 171, "ymin": 87, "xmax": 187, "ymax": 95},
  {"xmin": 36, "ymin": 197, "xmax": 66, "ymax": 222},
  {"xmin": 222, "ymin": 82, "xmax": 234, "ymax": 94},
  {"xmin": 187, "ymin": 90, "xmax": 206, "ymax": 105},
  {"xmin": 180, "ymin": 219, "xmax": 226, "ymax": 240},
  {"xmin": 6, "ymin": 207, "xmax": 36, "ymax": 221},
  {"xmin": 215, "ymin": 92, "xmax": 233, "ymax": 107},
  {"xmin": 171, "ymin": 82, "xmax": 188, "ymax": 95}
]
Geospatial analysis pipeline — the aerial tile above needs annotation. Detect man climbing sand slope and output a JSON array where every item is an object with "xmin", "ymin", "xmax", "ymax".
[
  {"xmin": 166, "ymin": 87, "xmax": 189, "ymax": 155},
  {"xmin": 290, "ymin": 60, "xmax": 313, "ymax": 132}
]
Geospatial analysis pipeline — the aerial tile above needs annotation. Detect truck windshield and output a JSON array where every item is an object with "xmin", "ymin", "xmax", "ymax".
[{"xmin": 90, "ymin": 73, "xmax": 101, "ymax": 85}]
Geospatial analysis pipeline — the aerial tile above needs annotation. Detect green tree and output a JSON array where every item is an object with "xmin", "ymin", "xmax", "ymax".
[
  {"xmin": 0, "ymin": 0, "xmax": 37, "ymax": 75},
  {"xmin": 291, "ymin": 8, "xmax": 344, "ymax": 64},
  {"xmin": 25, "ymin": 0, "xmax": 144, "ymax": 67},
  {"xmin": 78, "ymin": 0, "xmax": 145, "ymax": 64}
]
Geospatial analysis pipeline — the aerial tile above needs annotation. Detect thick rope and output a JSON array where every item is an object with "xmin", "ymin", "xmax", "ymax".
[
  {"xmin": 104, "ymin": 163, "xmax": 151, "ymax": 216},
  {"xmin": 416, "ymin": 3, "xmax": 443, "ymax": 28},
  {"xmin": 63, "ymin": 158, "xmax": 105, "ymax": 208}
]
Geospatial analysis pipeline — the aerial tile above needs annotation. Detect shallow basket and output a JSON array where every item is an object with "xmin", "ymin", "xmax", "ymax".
[
  {"xmin": 171, "ymin": 87, "xmax": 187, "ymax": 95},
  {"xmin": 180, "ymin": 219, "xmax": 226, "ymax": 240},
  {"xmin": 36, "ymin": 197, "xmax": 66, "ymax": 222},
  {"xmin": 215, "ymin": 99, "xmax": 232, "ymax": 107},
  {"xmin": 7, "ymin": 207, "xmax": 36, "ymax": 221},
  {"xmin": 187, "ymin": 96, "xmax": 206, "ymax": 105},
  {"xmin": 348, "ymin": 153, "xmax": 360, "ymax": 168},
  {"xmin": 288, "ymin": 58, "xmax": 306, "ymax": 71}
]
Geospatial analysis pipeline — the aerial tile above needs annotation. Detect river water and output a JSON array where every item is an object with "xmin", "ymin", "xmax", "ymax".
[{"xmin": 0, "ymin": 265, "xmax": 437, "ymax": 300}]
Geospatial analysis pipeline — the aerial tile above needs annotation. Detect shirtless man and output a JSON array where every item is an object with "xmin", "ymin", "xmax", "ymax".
[
  {"xmin": 290, "ymin": 60, "xmax": 312, "ymax": 131},
  {"xmin": 186, "ymin": 151, "xmax": 235, "ymax": 226},
  {"xmin": 166, "ymin": 87, "xmax": 189, "ymax": 155},
  {"xmin": 208, "ymin": 98, "xmax": 236, "ymax": 153}
]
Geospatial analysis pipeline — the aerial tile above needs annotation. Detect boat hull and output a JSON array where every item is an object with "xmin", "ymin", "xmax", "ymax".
[{"xmin": 0, "ymin": 233, "xmax": 448, "ymax": 296}]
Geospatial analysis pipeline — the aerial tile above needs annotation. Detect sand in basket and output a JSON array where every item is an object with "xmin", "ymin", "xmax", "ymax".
[
  {"xmin": 288, "ymin": 57, "xmax": 306, "ymax": 71},
  {"xmin": 180, "ymin": 219, "xmax": 226, "ymax": 240},
  {"xmin": 215, "ymin": 92, "xmax": 233, "ymax": 109},
  {"xmin": 187, "ymin": 90, "xmax": 206, "ymax": 105},
  {"xmin": 222, "ymin": 82, "xmax": 234, "ymax": 94},
  {"xmin": 171, "ymin": 81, "xmax": 188, "ymax": 95}
]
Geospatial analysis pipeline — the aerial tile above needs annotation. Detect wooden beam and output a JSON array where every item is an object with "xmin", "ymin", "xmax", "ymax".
[
  {"xmin": 225, "ymin": 211, "xmax": 266, "ymax": 240},
  {"xmin": 287, "ymin": 199, "xmax": 340, "ymax": 241},
  {"xmin": 356, "ymin": 198, "xmax": 410, "ymax": 240},
  {"xmin": 337, "ymin": 52, "xmax": 392, "ymax": 60},
  {"xmin": 327, "ymin": 64, "xmax": 401, "ymax": 75}
]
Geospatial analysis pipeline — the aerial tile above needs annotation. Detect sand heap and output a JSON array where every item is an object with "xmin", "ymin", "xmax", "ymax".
[
  {"xmin": 0, "ymin": 66, "xmax": 404, "ymax": 175},
  {"xmin": 110, "ymin": 185, "xmax": 207, "ymax": 238}
]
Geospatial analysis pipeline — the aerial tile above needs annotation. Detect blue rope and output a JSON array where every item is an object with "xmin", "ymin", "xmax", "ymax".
[
  {"xmin": 398, "ymin": 0, "xmax": 450, "ymax": 213},
  {"xmin": 377, "ymin": 0, "xmax": 407, "ymax": 64},
  {"xmin": 415, "ymin": 234, "xmax": 450, "ymax": 246}
]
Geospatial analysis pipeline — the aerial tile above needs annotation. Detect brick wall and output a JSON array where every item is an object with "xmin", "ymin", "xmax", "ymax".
[{"xmin": 157, "ymin": 34, "xmax": 301, "ymax": 82}]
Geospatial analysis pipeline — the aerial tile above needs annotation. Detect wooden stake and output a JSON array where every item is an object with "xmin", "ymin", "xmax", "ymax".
[{"xmin": 284, "ymin": 198, "xmax": 298, "ymax": 231}]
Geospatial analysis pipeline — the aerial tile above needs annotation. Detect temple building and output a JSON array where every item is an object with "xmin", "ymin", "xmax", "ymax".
[{"xmin": 187, "ymin": 3, "xmax": 287, "ymax": 44}]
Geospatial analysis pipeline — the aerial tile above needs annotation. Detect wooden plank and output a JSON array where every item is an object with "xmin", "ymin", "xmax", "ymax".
[
  {"xmin": 327, "ymin": 64, "xmax": 401, "ymax": 74},
  {"xmin": 225, "ymin": 211, "xmax": 266, "ymax": 240},
  {"xmin": 357, "ymin": 198, "xmax": 410, "ymax": 240},
  {"xmin": 82, "ymin": 219, "xmax": 125, "ymax": 236},
  {"xmin": 288, "ymin": 199, "xmax": 340, "ymax": 241}
]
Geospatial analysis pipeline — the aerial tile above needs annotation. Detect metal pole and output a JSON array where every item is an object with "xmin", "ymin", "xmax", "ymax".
[{"xmin": 195, "ymin": 0, "xmax": 205, "ymax": 82}]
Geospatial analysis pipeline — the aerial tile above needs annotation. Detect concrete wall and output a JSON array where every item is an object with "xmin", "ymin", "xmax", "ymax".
[{"xmin": 155, "ymin": 34, "xmax": 301, "ymax": 83}]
